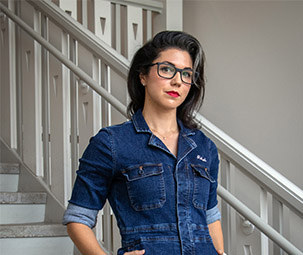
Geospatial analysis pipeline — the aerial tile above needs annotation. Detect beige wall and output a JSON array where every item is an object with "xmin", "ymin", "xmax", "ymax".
[{"xmin": 184, "ymin": 0, "xmax": 303, "ymax": 188}]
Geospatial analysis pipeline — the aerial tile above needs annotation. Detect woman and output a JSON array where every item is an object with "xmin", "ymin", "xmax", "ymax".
[{"xmin": 63, "ymin": 31, "xmax": 224, "ymax": 255}]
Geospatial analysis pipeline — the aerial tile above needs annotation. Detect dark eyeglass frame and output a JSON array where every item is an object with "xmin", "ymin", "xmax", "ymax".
[{"xmin": 148, "ymin": 62, "xmax": 199, "ymax": 85}]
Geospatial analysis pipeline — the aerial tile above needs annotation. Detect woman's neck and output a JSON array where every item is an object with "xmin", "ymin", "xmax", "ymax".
[{"xmin": 142, "ymin": 107, "xmax": 178, "ymax": 133}]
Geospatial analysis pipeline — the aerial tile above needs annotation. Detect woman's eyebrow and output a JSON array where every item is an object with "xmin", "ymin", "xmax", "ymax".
[{"xmin": 164, "ymin": 61, "xmax": 193, "ymax": 70}]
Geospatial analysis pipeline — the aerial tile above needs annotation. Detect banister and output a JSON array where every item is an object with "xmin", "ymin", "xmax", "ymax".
[
  {"xmin": 1, "ymin": 2, "xmax": 302, "ymax": 254},
  {"xmin": 0, "ymin": 2, "xmax": 127, "ymax": 117},
  {"xmin": 218, "ymin": 185, "xmax": 303, "ymax": 255},
  {"xmin": 27, "ymin": 0, "xmax": 130, "ymax": 79},
  {"xmin": 195, "ymin": 113, "xmax": 303, "ymax": 218}
]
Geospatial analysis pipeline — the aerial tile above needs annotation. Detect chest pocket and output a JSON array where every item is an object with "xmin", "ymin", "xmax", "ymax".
[
  {"xmin": 122, "ymin": 163, "xmax": 166, "ymax": 211},
  {"xmin": 191, "ymin": 164, "xmax": 215, "ymax": 210}
]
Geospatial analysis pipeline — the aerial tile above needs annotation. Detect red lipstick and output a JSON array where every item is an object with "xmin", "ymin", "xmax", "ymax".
[{"xmin": 166, "ymin": 91, "xmax": 180, "ymax": 98}]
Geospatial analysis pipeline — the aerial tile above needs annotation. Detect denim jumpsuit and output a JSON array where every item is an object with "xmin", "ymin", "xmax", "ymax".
[{"xmin": 63, "ymin": 109, "xmax": 221, "ymax": 255}]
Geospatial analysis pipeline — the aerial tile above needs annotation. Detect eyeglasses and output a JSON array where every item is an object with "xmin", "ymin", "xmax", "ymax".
[{"xmin": 148, "ymin": 62, "xmax": 198, "ymax": 85}]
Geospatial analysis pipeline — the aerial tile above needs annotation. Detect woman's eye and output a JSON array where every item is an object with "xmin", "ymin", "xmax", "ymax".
[
  {"xmin": 182, "ymin": 71, "xmax": 192, "ymax": 78},
  {"xmin": 160, "ymin": 66, "xmax": 174, "ymax": 73}
]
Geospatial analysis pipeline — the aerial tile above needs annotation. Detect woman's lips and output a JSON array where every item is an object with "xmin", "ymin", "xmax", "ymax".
[{"xmin": 166, "ymin": 91, "xmax": 180, "ymax": 98}]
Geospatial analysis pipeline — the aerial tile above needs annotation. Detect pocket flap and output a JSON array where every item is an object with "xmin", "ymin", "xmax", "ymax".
[
  {"xmin": 122, "ymin": 163, "xmax": 163, "ymax": 182},
  {"xmin": 191, "ymin": 164, "xmax": 215, "ymax": 183}
]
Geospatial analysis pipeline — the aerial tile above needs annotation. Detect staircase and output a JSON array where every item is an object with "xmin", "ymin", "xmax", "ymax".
[{"xmin": 0, "ymin": 163, "xmax": 74, "ymax": 255}]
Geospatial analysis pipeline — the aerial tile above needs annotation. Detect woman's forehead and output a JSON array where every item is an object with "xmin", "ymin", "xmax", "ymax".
[{"xmin": 156, "ymin": 48, "xmax": 193, "ymax": 69}]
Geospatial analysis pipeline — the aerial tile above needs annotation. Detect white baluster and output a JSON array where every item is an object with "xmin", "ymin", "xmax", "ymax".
[
  {"xmin": 19, "ymin": 1, "xmax": 43, "ymax": 179},
  {"xmin": 82, "ymin": 0, "xmax": 88, "ymax": 28},
  {"xmin": 146, "ymin": 10, "xmax": 152, "ymax": 41},
  {"xmin": 273, "ymin": 197, "xmax": 284, "ymax": 255},
  {"xmin": 260, "ymin": 187, "xmax": 269, "ymax": 255},
  {"xmin": 94, "ymin": 0, "xmax": 111, "ymax": 128},
  {"xmin": 127, "ymin": 5, "xmax": 142, "ymax": 60},
  {"xmin": 220, "ymin": 156, "xmax": 237, "ymax": 255},
  {"xmin": 115, "ymin": 3, "xmax": 121, "ymax": 53}
]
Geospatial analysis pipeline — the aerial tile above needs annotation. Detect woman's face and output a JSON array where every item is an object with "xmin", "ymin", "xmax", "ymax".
[{"xmin": 140, "ymin": 48, "xmax": 192, "ymax": 113}]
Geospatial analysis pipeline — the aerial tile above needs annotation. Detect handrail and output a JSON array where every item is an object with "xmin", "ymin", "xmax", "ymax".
[
  {"xmin": 27, "ymin": 0, "xmax": 130, "ymax": 79},
  {"xmin": 1, "ymin": 2, "xmax": 302, "ymax": 254},
  {"xmin": 195, "ymin": 114, "xmax": 303, "ymax": 218}
]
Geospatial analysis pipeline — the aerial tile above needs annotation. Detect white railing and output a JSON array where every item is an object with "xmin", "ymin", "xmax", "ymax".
[
  {"xmin": 195, "ymin": 114, "xmax": 303, "ymax": 254},
  {"xmin": 0, "ymin": 0, "xmax": 302, "ymax": 254}
]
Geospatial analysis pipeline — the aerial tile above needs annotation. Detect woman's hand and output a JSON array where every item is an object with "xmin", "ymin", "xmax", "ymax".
[{"xmin": 124, "ymin": 250, "xmax": 145, "ymax": 255}]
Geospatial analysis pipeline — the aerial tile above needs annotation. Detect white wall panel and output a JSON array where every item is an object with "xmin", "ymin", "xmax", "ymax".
[
  {"xmin": 184, "ymin": 1, "xmax": 303, "ymax": 252},
  {"xmin": 94, "ymin": 0, "xmax": 111, "ymax": 45},
  {"xmin": 127, "ymin": 6, "xmax": 142, "ymax": 61}
]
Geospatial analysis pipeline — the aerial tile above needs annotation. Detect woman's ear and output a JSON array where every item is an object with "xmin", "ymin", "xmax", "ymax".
[{"xmin": 139, "ymin": 73, "xmax": 147, "ymax": 86}]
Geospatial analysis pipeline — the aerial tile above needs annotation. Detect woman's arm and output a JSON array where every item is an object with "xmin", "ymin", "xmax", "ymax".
[
  {"xmin": 67, "ymin": 222, "xmax": 107, "ymax": 255},
  {"xmin": 208, "ymin": 220, "xmax": 224, "ymax": 254},
  {"xmin": 67, "ymin": 222, "xmax": 145, "ymax": 255}
]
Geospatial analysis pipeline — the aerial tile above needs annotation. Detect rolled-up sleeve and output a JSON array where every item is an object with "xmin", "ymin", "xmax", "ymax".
[
  {"xmin": 206, "ymin": 205, "xmax": 221, "ymax": 225},
  {"xmin": 62, "ymin": 203, "xmax": 98, "ymax": 228}
]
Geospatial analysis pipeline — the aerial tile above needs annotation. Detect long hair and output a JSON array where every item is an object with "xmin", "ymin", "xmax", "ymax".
[{"xmin": 127, "ymin": 31, "xmax": 205, "ymax": 129}]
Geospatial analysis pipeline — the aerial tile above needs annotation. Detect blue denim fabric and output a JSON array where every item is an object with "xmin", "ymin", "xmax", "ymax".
[
  {"xmin": 63, "ymin": 202, "xmax": 220, "ymax": 229},
  {"xmin": 66, "ymin": 109, "xmax": 220, "ymax": 255}
]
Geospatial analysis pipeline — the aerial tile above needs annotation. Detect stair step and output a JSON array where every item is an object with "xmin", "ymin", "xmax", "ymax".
[
  {"xmin": 0, "ymin": 192, "xmax": 47, "ymax": 204},
  {"xmin": 0, "ymin": 236, "xmax": 74, "ymax": 255},
  {"xmin": 0, "ymin": 223, "xmax": 68, "ymax": 238},
  {"xmin": 0, "ymin": 163, "xmax": 19, "ymax": 192},
  {"xmin": 0, "ymin": 175, "xmax": 19, "ymax": 192},
  {"xmin": 0, "ymin": 163, "xmax": 20, "ymax": 174},
  {"xmin": 0, "ymin": 204, "xmax": 45, "ymax": 224}
]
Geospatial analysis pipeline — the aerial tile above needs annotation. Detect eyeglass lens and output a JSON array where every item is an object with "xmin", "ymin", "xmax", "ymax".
[{"xmin": 157, "ymin": 63, "xmax": 193, "ymax": 84}]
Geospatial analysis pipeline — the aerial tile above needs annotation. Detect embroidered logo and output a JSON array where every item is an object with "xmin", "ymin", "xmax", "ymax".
[{"xmin": 197, "ymin": 155, "xmax": 207, "ymax": 162}]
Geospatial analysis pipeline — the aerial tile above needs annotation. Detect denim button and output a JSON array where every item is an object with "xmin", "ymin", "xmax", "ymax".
[{"xmin": 138, "ymin": 166, "xmax": 144, "ymax": 175}]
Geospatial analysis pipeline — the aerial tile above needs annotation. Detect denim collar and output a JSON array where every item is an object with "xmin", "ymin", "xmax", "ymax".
[{"xmin": 132, "ymin": 109, "xmax": 195, "ymax": 137}]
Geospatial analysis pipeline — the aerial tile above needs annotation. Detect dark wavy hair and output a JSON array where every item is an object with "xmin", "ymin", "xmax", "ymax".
[{"xmin": 127, "ymin": 30, "xmax": 205, "ymax": 129}]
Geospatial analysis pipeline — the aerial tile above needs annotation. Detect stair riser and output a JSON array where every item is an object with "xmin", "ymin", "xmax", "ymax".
[
  {"xmin": 0, "ymin": 175, "xmax": 18, "ymax": 192},
  {"xmin": 0, "ymin": 237, "xmax": 74, "ymax": 255},
  {"xmin": 0, "ymin": 163, "xmax": 20, "ymax": 174},
  {"xmin": 0, "ymin": 192, "xmax": 47, "ymax": 204},
  {"xmin": 0, "ymin": 204, "xmax": 45, "ymax": 224}
]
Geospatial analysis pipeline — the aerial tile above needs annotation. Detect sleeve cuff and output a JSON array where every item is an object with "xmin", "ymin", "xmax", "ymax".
[
  {"xmin": 206, "ymin": 205, "xmax": 221, "ymax": 225},
  {"xmin": 62, "ymin": 203, "xmax": 99, "ymax": 229}
]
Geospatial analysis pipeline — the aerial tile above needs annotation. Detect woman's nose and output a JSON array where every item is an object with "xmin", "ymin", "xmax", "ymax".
[{"xmin": 171, "ymin": 71, "xmax": 182, "ymax": 86}]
